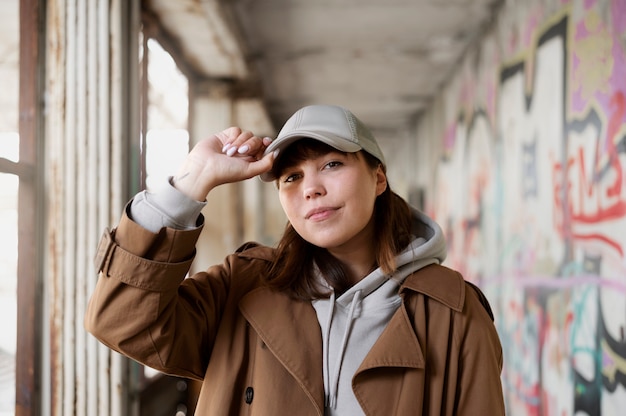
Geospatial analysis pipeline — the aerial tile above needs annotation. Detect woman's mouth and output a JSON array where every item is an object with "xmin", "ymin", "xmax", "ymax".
[{"xmin": 306, "ymin": 206, "xmax": 337, "ymax": 220}]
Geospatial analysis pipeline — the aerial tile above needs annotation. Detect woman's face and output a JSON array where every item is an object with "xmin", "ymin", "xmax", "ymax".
[{"xmin": 277, "ymin": 149, "xmax": 387, "ymax": 254}]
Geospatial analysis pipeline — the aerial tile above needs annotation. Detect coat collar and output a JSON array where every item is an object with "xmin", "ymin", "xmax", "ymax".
[
  {"xmin": 360, "ymin": 264, "xmax": 465, "ymax": 374},
  {"xmin": 399, "ymin": 264, "xmax": 465, "ymax": 312}
]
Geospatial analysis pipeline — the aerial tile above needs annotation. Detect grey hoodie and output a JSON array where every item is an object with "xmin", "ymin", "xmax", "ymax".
[{"xmin": 130, "ymin": 180, "xmax": 447, "ymax": 415}]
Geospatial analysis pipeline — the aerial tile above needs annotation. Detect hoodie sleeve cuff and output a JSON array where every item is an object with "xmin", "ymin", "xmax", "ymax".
[{"xmin": 129, "ymin": 177, "xmax": 207, "ymax": 233}]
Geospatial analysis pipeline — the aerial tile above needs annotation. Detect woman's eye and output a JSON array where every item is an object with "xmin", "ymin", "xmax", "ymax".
[
  {"xmin": 324, "ymin": 161, "xmax": 342, "ymax": 169},
  {"xmin": 282, "ymin": 173, "xmax": 300, "ymax": 183}
]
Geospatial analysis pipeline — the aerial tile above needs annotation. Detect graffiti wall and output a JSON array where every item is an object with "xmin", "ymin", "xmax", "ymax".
[{"xmin": 416, "ymin": 0, "xmax": 626, "ymax": 414}]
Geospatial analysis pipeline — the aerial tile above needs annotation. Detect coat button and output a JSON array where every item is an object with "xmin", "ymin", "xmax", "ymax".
[{"xmin": 245, "ymin": 386, "xmax": 254, "ymax": 404}]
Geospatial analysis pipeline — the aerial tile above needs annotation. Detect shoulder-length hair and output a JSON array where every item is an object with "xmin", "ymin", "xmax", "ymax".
[{"xmin": 263, "ymin": 139, "xmax": 414, "ymax": 300}]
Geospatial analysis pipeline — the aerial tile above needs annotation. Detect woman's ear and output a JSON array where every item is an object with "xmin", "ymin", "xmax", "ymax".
[{"xmin": 375, "ymin": 165, "xmax": 387, "ymax": 196}]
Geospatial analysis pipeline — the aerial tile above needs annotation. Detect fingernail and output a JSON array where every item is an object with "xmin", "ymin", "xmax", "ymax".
[
  {"xmin": 273, "ymin": 149, "xmax": 280, "ymax": 158},
  {"xmin": 222, "ymin": 143, "xmax": 232, "ymax": 152},
  {"xmin": 226, "ymin": 146, "xmax": 238, "ymax": 156},
  {"xmin": 238, "ymin": 145, "xmax": 249, "ymax": 154}
]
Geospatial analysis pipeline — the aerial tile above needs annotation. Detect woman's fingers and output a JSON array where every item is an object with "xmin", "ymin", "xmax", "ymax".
[
  {"xmin": 221, "ymin": 130, "xmax": 251, "ymax": 155},
  {"xmin": 221, "ymin": 129, "xmax": 273, "ymax": 159}
]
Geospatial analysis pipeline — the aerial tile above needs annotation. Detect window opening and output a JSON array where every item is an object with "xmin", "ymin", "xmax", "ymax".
[
  {"xmin": 0, "ymin": 0, "xmax": 20, "ymax": 413},
  {"xmin": 138, "ymin": 34, "xmax": 191, "ymax": 415},
  {"xmin": 144, "ymin": 39, "xmax": 189, "ymax": 193}
]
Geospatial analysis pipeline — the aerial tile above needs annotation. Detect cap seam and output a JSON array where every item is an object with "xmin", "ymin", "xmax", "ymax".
[
  {"xmin": 294, "ymin": 106, "xmax": 304, "ymax": 129},
  {"xmin": 342, "ymin": 107, "xmax": 358, "ymax": 143}
]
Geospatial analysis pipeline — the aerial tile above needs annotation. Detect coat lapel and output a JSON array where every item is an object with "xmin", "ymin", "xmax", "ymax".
[
  {"xmin": 239, "ymin": 287, "xmax": 325, "ymax": 411},
  {"xmin": 352, "ymin": 301, "xmax": 426, "ymax": 416},
  {"xmin": 357, "ymin": 300, "xmax": 425, "ymax": 373}
]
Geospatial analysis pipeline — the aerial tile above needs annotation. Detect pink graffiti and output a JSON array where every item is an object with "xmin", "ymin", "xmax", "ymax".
[
  {"xmin": 572, "ymin": 1, "xmax": 626, "ymax": 116},
  {"xmin": 443, "ymin": 122, "xmax": 456, "ymax": 151},
  {"xmin": 613, "ymin": 0, "xmax": 626, "ymax": 33},
  {"xmin": 574, "ymin": 18, "xmax": 592, "ymax": 41}
]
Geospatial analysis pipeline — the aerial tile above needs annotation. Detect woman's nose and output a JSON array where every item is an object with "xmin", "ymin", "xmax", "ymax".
[{"xmin": 303, "ymin": 176, "xmax": 326, "ymax": 199}]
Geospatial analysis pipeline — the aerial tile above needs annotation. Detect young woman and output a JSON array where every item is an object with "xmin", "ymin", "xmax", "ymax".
[{"xmin": 86, "ymin": 105, "xmax": 505, "ymax": 415}]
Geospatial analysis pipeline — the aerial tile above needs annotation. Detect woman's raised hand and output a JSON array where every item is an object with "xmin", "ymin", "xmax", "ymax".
[{"xmin": 172, "ymin": 127, "xmax": 276, "ymax": 201}]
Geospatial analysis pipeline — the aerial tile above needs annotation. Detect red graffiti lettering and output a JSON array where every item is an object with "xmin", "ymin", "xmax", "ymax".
[{"xmin": 606, "ymin": 91, "xmax": 625, "ymax": 198}]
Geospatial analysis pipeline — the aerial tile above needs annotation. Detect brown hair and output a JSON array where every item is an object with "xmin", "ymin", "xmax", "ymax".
[{"xmin": 264, "ymin": 139, "xmax": 414, "ymax": 300}]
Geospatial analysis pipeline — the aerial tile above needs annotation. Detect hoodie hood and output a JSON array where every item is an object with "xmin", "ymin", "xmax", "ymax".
[
  {"xmin": 391, "ymin": 206, "xmax": 447, "ymax": 281},
  {"xmin": 313, "ymin": 207, "xmax": 446, "ymax": 414}
]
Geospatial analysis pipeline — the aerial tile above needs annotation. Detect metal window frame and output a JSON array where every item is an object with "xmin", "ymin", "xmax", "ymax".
[{"xmin": 14, "ymin": 0, "xmax": 44, "ymax": 414}]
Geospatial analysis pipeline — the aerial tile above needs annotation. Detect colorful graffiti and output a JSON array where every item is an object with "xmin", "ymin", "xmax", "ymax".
[{"xmin": 427, "ymin": 0, "xmax": 626, "ymax": 414}]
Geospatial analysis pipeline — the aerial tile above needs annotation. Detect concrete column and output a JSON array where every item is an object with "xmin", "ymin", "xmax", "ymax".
[
  {"xmin": 188, "ymin": 81, "xmax": 240, "ymax": 273},
  {"xmin": 232, "ymin": 99, "xmax": 284, "ymax": 246}
]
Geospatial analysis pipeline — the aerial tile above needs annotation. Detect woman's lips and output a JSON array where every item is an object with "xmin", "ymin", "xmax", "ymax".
[{"xmin": 306, "ymin": 206, "xmax": 337, "ymax": 220}]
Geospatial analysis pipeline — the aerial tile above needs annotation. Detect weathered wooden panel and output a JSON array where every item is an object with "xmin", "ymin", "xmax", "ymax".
[{"xmin": 43, "ymin": 0, "xmax": 141, "ymax": 415}]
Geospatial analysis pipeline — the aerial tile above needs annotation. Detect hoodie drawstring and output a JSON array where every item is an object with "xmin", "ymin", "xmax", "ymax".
[
  {"xmin": 325, "ymin": 289, "xmax": 362, "ymax": 409},
  {"xmin": 322, "ymin": 291, "xmax": 335, "ymax": 407}
]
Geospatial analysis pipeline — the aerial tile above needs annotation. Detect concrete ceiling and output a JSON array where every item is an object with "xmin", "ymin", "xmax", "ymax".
[{"xmin": 145, "ymin": 0, "xmax": 502, "ymax": 141}]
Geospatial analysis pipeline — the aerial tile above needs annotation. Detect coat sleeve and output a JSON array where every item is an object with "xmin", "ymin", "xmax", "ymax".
[
  {"xmin": 453, "ymin": 282, "xmax": 506, "ymax": 415},
  {"xmin": 84, "ymin": 204, "xmax": 232, "ymax": 380}
]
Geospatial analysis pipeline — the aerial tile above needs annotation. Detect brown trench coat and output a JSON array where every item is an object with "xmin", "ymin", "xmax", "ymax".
[{"xmin": 85, "ymin": 210, "xmax": 505, "ymax": 415}]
